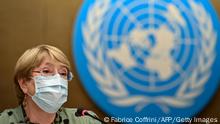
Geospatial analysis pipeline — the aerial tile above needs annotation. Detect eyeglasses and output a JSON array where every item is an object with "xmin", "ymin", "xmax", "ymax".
[{"xmin": 32, "ymin": 67, "xmax": 73, "ymax": 81}]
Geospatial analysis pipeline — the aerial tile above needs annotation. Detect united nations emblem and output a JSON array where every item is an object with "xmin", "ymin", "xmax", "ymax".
[{"xmin": 73, "ymin": 0, "xmax": 220, "ymax": 121}]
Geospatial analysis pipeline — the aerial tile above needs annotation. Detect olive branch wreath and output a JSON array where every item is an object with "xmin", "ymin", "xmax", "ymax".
[{"xmin": 82, "ymin": 0, "xmax": 217, "ymax": 113}]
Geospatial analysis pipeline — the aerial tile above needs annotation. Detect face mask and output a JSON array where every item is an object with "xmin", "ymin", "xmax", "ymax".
[{"xmin": 31, "ymin": 74, "xmax": 68, "ymax": 113}]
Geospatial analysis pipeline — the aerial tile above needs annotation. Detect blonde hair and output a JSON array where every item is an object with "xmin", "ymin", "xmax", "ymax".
[{"xmin": 14, "ymin": 44, "xmax": 71, "ymax": 104}]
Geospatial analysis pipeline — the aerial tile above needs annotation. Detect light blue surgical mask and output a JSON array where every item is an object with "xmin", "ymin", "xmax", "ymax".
[{"xmin": 31, "ymin": 74, "xmax": 68, "ymax": 113}]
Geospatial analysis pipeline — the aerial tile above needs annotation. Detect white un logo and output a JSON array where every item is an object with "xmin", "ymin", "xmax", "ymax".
[
  {"xmin": 103, "ymin": 1, "xmax": 193, "ymax": 92},
  {"xmin": 73, "ymin": 0, "xmax": 220, "ymax": 120}
]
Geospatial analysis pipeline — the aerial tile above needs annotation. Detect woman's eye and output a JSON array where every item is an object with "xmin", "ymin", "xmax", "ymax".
[
  {"xmin": 42, "ymin": 70, "xmax": 50, "ymax": 74},
  {"xmin": 60, "ymin": 72, "xmax": 67, "ymax": 76}
]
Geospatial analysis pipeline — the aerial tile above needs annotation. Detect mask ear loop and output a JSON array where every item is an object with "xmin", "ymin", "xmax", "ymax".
[{"xmin": 67, "ymin": 72, "xmax": 73, "ymax": 81}]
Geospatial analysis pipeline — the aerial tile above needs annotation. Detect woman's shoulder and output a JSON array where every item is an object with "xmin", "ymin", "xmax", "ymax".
[
  {"xmin": 59, "ymin": 107, "xmax": 101, "ymax": 124},
  {"xmin": 0, "ymin": 106, "xmax": 24, "ymax": 123}
]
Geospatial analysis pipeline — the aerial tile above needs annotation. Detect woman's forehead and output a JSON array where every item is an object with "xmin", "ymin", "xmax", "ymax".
[{"xmin": 37, "ymin": 56, "xmax": 67, "ymax": 69}]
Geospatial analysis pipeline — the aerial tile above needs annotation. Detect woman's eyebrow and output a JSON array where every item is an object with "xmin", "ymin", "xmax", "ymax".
[
  {"xmin": 39, "ymin": 62, "xmax": 67, "ymax": 70},
  {"xmin": 38, "ymin": 62, "xmax": 54, "ymax": 68},
  {"xmin": 59, "ymin": 65, "xmax": 68, "ymax": 70}
]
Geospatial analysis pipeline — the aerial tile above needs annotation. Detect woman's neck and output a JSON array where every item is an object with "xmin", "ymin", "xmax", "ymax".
[{"xmin": 24, "ymin": 96, "xmax": 56, "ymax": 124}]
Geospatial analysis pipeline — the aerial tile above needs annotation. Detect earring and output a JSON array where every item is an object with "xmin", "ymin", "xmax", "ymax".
[{"xmin": 22, "ymin": 94, "xmax": 27, "ymax": 108}]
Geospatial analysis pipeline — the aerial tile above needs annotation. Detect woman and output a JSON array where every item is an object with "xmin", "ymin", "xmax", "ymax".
[{"xmin": 0, "ymin": 45, "xmax": 100, "ymax": 124}]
